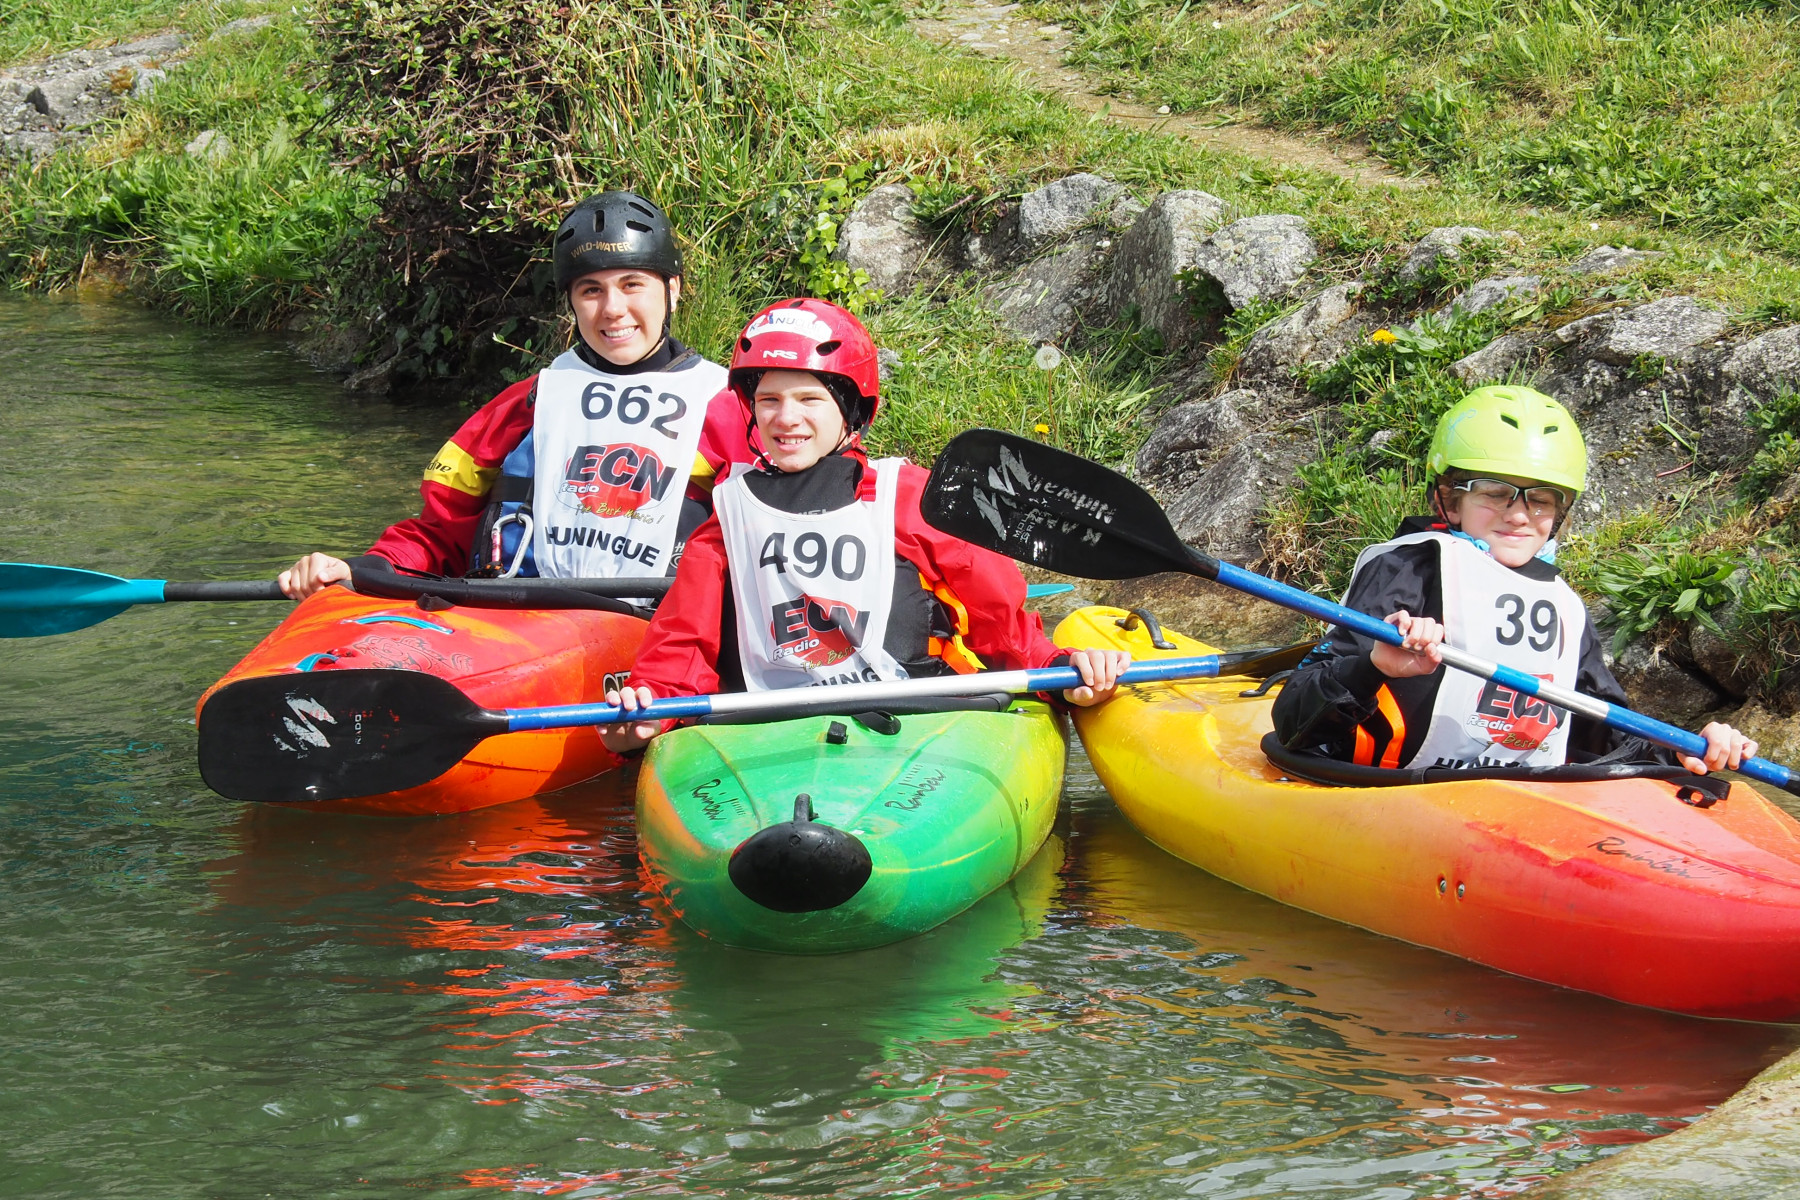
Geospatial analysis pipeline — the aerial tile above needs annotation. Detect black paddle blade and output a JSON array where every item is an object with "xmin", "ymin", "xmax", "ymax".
[
  {"xmin": 922, "ymin": 429, "xmax": 1218, "ymax": 580},
  {"xmin": 197, "ymin": 669, "xmax": 508, "ymax": 804}
]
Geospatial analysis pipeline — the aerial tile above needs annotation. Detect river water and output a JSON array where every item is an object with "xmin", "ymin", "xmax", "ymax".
[{"xmin": 1, "ymin": 294, "xmax": 1794, "ymax": 1199}]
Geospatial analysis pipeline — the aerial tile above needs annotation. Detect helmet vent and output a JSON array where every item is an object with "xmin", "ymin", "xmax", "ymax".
[
  {"xmin": 739, "ymin": 337, "xmax": 752, "ymax": 352},
  {"xmin": 1544, "ymin": 424, "xmax": 1560, "ymax": 433},
  {"xmin": 629, "ymin": 200, "xmax": 657, "ymax": 219},
  {"xmin": 786, "ymin": 299, "xmax": 806, "ymax": 308},
  {"xmin": 626, "ymin": 219, "xmax": 652, "ymax": 233},
  {"xmin": 1500, "ymin": 415, "xmax": 1519, "ymax": 428},
  {"xmin": 815, "ymin": 340, "xmax": 841, "ymax": 356},
  {"xmin": 555, "ymin": 227, "xmax": 575, "ymax": 242}
]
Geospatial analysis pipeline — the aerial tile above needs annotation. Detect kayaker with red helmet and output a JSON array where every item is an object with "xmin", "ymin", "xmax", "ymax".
[
  {"xmin": 597, "ymin": 298, "xmax": 1130, "ymax": 750},
  {"xmin": 279, "ymin": 191, "xmax": 749, "ymax": 598},
  {"xmin": 1272, "ymin": 386, "xmax": 1755, "ymax": 776}
]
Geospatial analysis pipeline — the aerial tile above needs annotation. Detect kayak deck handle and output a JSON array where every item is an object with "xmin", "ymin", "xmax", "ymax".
[{"xmin": 1116, "ymin": 608, "xmax": 1177, "ymax": 651}]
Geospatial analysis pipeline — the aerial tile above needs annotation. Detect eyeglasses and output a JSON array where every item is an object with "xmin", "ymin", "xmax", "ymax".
[{"xmin": 1449, "ymin": 477, "xmax": 1571, "ymax": 515}]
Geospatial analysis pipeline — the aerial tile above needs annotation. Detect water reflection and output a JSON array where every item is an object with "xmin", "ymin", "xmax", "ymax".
[{"xmin": 1071, "ymin": 803, "xmax": 1798, "ymax": 1125}]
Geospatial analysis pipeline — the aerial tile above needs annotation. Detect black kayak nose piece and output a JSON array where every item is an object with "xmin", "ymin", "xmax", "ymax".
[{"xmin": 729, "ymin": 793, "xmax": 872, "ymax": 913}]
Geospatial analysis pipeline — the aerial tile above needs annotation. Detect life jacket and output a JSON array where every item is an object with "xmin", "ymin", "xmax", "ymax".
[
  {"xmin": 469, "ymin": 347, "xmax": 725, "ymax": 580},
  {"xmin": 713, "ymin": 457, "xmax": 910, "ymax": 691},
  {"xmin": 1344, "ymin": 531, "xmax": 1587, "ymax": 771}
]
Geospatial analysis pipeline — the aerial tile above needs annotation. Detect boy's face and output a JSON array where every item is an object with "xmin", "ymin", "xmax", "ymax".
[
  {"xmin": 569, "ymin": 269, "xmax": 679, "ymax": 366},
  {"xmin": 751, "ymin": 370, "xmax": 847, "ymax": 474},
  {"xmin": 1441, "ymin": 473, "xmax": 1567, "ymax": 568}
]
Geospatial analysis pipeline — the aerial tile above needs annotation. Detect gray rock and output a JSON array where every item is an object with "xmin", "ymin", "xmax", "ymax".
[
  {"xmin": 0, "ymin": 33, "xmax": 186, "ymax": 149},
  {"xmin": 1569, "ymin": 245, "xmax": 1667, "ymax": 277},
  {"xmin": 876, "ymin": 346, "xmax": 902, "ymax": 383},
  {"xmin": 1553, "ymin": 296, "xmax": 1730, "ymax": 366},
  {"xmin": 184, "ymin": 128, "xmax": 231, "ymax": 160},
  {"xmin": 211, "ymin": 15, "xmax": 276, "ymax": 38},
  {"xmin": 1435, "ymin": 274, "xmax": 1541, "ymax": 321},
  {"xmin": 1166, "ymin": 430, "xmax": 1317, "ymax": 565},
  {"xmin": 1186, "ymin": 215, "xmax": 1316, "ymax": 311},
  {"xmin": 1134, "ymin": 388, "xmax": 1257, "ymax": 484},
  {"xmin": 1448, "ymin": 333, "xmax": 1543, "ymax": 385},
  {"xmin": 1016, "ymin": 173, "xmax": 1124, "ymax": 247},
  {"xmin": 1396, "ymin": 226, "xmax": 1500, "ymax": 286},
  {"xmin": 1106, "ymin": 193, "xmax": 1145, "ymax": 232},
  {"xmin": 344, "ymin": 353, "xmax": 400, "ymax": 395},
  {"xmin": 1239, "ymin": 282, "xmax": 1363, "ymax": 382},
  {"xmin": 23, "ymin": 80, "xmax": 76, "ymax": 123},
  {"xmin": 1690, "ymin": 604, "xmax": 1757, "ymax": 700},
  {"xmin": 835, "ymin": 183, "xmax": 932, "ymax": 297},
  {"xmin": 1103, "ymin": 189, "xmax": 1228, "ymax": 350},
  {"xmin": 1609, "ymin": 637, "xmax": 1727, "ymax": 728},
  {"xmin": 1701, "ymin": 324, "xmax": 1800, "ymax": 466},
  {"xmin": 987, "ymin": 239, "xmax": 1105, "ymax": 344}
]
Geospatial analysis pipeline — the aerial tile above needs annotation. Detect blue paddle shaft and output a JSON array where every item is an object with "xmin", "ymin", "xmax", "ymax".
[
  {"xmin": 501, "ymin": 654, "xmax": 1226, "ymax": 731},
  {"xmin": 1212, "ymin": 562, "xmax": 1796, "ymax": 794}
]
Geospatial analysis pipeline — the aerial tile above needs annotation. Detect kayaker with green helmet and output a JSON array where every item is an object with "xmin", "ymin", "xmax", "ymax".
[
  {"xmin": 1272, "ymin": 385, "xmax": 1756, "ymax": 776},
  {"xmin": 597, "ymin": 297, "xmax": 1131, "ymax": 751},
  {"xmin": 278, "ymin": 190, "xmax": 750, "ymax": 598}
]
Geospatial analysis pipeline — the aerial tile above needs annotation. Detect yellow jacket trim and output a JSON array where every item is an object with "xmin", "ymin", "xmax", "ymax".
[{"xmin": 423, "ymin": 440, "xmax": 499, "ymax": 498}]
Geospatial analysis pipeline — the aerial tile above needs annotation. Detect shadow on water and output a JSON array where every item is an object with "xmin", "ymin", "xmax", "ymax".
[{"xmin": 3, "ymin": 294, "xmax": 1796, "ymax": 1199}]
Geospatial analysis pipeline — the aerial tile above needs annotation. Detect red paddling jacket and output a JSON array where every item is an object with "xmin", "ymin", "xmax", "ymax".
[{"xmin": 628, "ymin": 451, "xmax": 1067, "ymax": 697}]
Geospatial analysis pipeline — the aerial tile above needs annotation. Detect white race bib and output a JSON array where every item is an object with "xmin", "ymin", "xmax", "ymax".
[
  {"xmin": 714, "ymin": 458, "xmax": 909, "ymax": 691},
  {"xmin": 530, "ymin": 349, "xmax": 724, "ymax": 579},
  {"xmin": 1345, "ymin": 532, "xmax": 1587, "ymax": 770}
]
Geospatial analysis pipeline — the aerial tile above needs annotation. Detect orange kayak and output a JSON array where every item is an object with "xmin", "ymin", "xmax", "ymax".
[
  {"xmin": 197, "ymin": 586, "xmax": 645, "ymax": 816},
  {"xmin": 1058, "ymin": 605, "xmax": 1800, "ymax": 1021}
]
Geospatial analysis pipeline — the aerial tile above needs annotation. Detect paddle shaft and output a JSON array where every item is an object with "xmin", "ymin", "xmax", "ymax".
[
  {"xmin": 1203, "ymin": 556, "xmax": 1797, "ymax": 794},
  {"xmin": 501, "ymin": 655, "xmax": 1230, "ymax": 731}
]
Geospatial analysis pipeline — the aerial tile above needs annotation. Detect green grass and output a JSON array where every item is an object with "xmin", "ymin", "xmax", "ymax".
[
  {"xmin": 1021, "ymin": 0, "xmax": 1800, "ymax": 260},
  {"xmin": 0, "ymin": 0, "xmax": 287, "ymax": 65},
  {"xmin": 867, "ymin": 290, "xmax": 1157, "ymax": 463},
  {"xmin": 0, "ymin": 15, "xmax": 376, "ymax": 325}
]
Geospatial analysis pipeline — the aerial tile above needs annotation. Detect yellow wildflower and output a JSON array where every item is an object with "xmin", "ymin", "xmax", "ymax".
[
  {"xmin": 1034, "ymin": 423, "xmax": 1051, "ymax": 434},
  {"xmin": 1370, "ymin": 328, "xmax": 1398, "ymax": 345}
]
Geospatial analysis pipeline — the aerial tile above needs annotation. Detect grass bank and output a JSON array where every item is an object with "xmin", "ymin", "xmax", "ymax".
[
  {"xmin": 2, "ymin": 0, "xmax": 1797, "ymax": 686},
  {"xmin": 1022, "ymin": 0, "xmax": 1800, "ymax": 259}
]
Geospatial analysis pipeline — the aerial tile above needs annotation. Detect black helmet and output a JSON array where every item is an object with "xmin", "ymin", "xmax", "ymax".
[{"xmin": 552, "ymin": 191, "xmax": 682, "ymax": 293}]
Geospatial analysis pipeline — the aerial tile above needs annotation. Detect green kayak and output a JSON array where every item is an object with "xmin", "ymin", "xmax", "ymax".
[{"xmin": 637, "ymin": 699, "xmax": 1066, "ymax": 953}]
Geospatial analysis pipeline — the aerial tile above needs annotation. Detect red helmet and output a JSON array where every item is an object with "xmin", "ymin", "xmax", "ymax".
[{"xmin": 729, "ymin": 298, "xmax": 881, "ymax": 431}]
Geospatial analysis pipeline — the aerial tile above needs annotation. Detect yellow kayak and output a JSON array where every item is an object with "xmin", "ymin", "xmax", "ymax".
[{"xmin": 1056, "ymin": 605, "xmax": 1800, "ymax": 1020}]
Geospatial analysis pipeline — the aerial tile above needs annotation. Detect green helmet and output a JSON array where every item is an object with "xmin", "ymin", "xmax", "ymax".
[{"xmin": 1427, "ymin": 385, "xmax": 1587, "ymax": 495}]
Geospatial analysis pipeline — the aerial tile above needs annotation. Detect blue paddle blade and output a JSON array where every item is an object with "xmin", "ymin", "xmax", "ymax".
[
  {"xmin": 1025, "ymin": 582, "xmax": 1075, "ymax": 598},
  {"xmin": 0, "ymin": 564, "xmax": 166, "ymax": 638}
]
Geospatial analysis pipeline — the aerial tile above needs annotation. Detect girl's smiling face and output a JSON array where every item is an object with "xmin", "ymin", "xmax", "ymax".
[
  {"xmin": 1441, "ymin": 474, "xmax": 1567, "ymax": 567},
  {"xmin": 568, "ymin": 269, "xmax": 678, "ymax": 365},
  {"xmin": 752, "ymin": 370, "xmax": 848, "ymax": 473}
]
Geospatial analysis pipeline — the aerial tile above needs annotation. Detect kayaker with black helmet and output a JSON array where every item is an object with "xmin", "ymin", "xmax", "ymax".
[
  {"xmin": 1272, "ymin": 385, "xmax": 1756, "ymax": 776},
  {"xmin": 279, "ymin": 190, "xmax": 749, "ymax": 597},
  {"xmin": 597, "ymin": 298, "xmax": 1131, "ymax": 751}
]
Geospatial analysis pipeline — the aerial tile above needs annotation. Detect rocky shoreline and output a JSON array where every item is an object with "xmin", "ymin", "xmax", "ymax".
[{"xmin": 830, "ymin": 170, "xmax": 1800, "ymax": 764}]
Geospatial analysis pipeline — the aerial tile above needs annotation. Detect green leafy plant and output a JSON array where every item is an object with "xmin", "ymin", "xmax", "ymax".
[
  {"xmin": 782, "ymin": 165, "xmax": 884, "ymax": 314},
  {"xmin": 1592, "ymin": 545, "xmax": 1742, "ymax": 653},
  {"xmin": 1743, "ymin": 388, "xmax": 1800, "ymax": 503}
]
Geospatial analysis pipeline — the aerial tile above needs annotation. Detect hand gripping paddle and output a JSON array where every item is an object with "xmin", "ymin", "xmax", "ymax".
[{"xmin": 921, "ymin": 428, "xmax": 1800, "ymax": 797}]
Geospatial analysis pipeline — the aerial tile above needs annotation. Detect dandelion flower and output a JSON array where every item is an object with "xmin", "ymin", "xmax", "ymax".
[
  {"xmin": 1034, "ymin": 423, "xmax": 1051, "ymax": 434},
  {"xmin": 1370, "ymin": 328, "xmax": 1398, "ymax": 345},
  {"xmin": 1034, "ymin": 344, "xmax": 1063, "ymax": 371}
]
